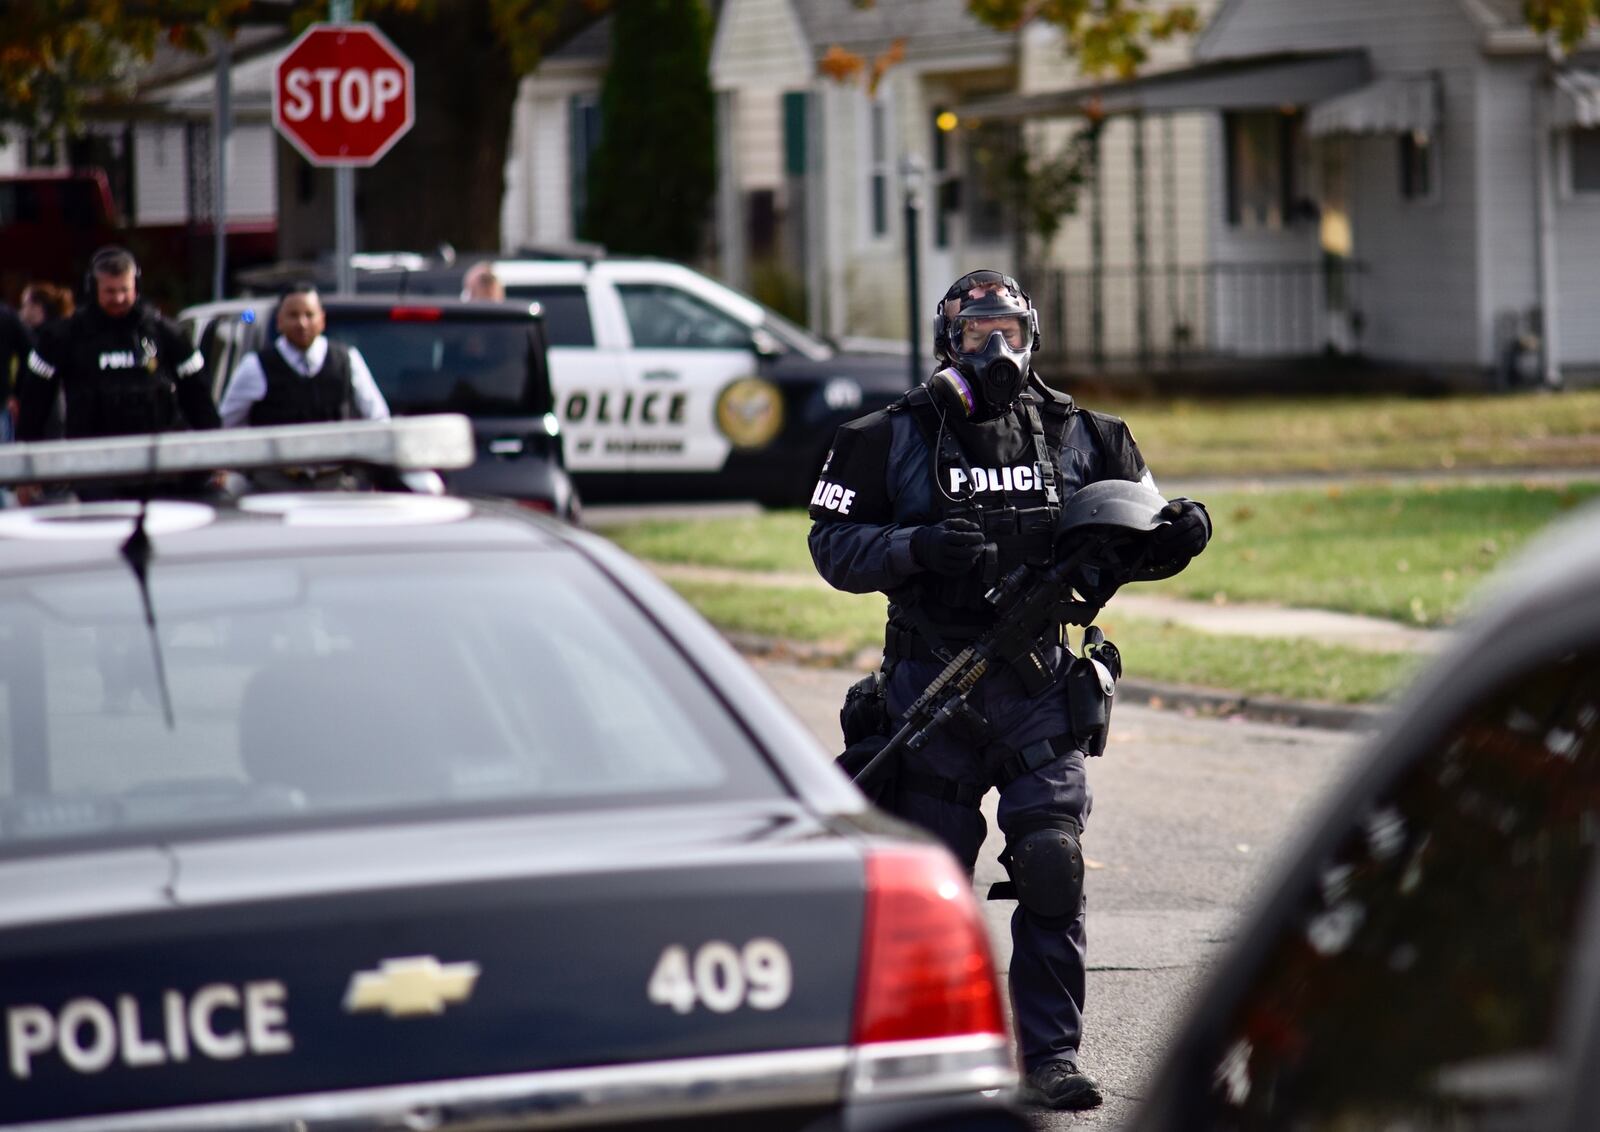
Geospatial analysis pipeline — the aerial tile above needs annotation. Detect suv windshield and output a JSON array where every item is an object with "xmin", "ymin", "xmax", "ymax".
[
  {"xmin": 0, "ymin": 551, "xmax": 779, "ymax": 850},
  {"xmin": 325, "ymin": 319, "xmax": 552, "ymax": 416}
]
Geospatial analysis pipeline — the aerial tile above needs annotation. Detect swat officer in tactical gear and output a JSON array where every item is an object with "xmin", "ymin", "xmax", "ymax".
[
  {"xmin": 808, "ymin": 269, "xmax": 1211, "ymax": 1112},
  {"xmin": 17, "ymin": 247, "xmax": 220, "ymax": 445}
]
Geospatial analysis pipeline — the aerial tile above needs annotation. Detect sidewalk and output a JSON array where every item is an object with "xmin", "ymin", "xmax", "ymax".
[{"xmin": 643, "ymin": 561, "xmax": 1443, "ymax": 730}]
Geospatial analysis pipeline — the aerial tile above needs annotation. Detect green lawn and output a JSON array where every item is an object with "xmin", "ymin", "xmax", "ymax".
[
  {"xmin": 668, "ymin": 579, "xmax": 1418, "ymax": 704},
  {"xmin": 1145, "ymin": 482, "xmax": 1600, "ymax": 625},
  {"xmin": 1097, "ymin": 390, "xmax": 1600, "ymax": 477},
  {"xmin": 609, "ymin": 482, "xmax": 1600, "ymax": 627}
]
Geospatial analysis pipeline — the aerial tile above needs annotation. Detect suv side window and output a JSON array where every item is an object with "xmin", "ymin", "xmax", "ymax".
[
  {"xmin": 1191, "ymin": 649, "xmax": 1600, "ymax": 1129},
  {"xmin": 616, "ymin": 283, "xmax": 752, "ymax": 351},
  {"xmin": 503, "ymin": 286, "xmax": 595, "ymax": 348}
]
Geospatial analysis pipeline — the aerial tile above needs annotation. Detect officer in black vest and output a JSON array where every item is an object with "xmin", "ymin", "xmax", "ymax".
[
  {"xmin": 809, "ymin": 270, "xmax": 1211, "ymax": 1111},
  {"xmin": 18, "ymin": 247, "xmax": 219, "ymax": 445},
  {"xmin": 218, "ymin": 283, "xmax": 389, "ymax": 429}
]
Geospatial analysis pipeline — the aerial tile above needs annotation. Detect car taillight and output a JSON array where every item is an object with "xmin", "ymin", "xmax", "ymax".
[
  {"xmin": 852, "ymin": 846, "xmax": 1008, "ymax": 1046},
  {"xmin": 389, "ymin": 306, "xmax": 442, "ymax": 321},
  {"xmin": 514, "ymin": 498, "xmax": 555, "ymax": 513}
]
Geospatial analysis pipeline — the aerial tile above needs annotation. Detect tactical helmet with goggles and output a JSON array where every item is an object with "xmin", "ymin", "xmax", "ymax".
[{"xmin": 931, "ymin": 269, "xmax": 1040, "ymax": 421}]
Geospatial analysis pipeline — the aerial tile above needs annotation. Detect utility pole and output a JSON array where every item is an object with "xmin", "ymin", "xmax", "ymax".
[
  {"xmin": 901, "ymin": 155, "xmax": 927, "ymax": 387},
  {"xmin": 331, "ymin": 0, "xmax": 356, "ymax": 295},
  {"xmin": 212, "ymin": 31, "xmax": 231, "ymax": 300}
]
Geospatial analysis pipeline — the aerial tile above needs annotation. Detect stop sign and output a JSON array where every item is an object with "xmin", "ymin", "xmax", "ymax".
[{"xmin": 273, "ymin": 23, "xmax": 414, "ymax": 167}]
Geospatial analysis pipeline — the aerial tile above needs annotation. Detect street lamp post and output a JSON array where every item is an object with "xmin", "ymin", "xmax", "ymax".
[{"xmin": 901, "ymin": 154, "xmax": 927, "ymax": 388}]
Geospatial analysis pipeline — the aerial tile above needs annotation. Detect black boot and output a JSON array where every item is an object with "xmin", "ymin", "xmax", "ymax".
[{"xmin": 1024, "ymin": 1059, "xmax": 1103, "ymax": 1110}]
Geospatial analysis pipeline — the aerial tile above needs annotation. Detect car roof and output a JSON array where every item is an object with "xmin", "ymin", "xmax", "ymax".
[
  {"xmin": 181, "ymin": 296, "xmax": 546, "ymax": 323},
  {"xmin": 0, "ymin": 495, "xmax": 570, "ymax": 577}
]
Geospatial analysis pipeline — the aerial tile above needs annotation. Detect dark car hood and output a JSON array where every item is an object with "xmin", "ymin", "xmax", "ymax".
[{"xmin": 764, "ymin": 348, "xmax": 918, "ymax": 396}]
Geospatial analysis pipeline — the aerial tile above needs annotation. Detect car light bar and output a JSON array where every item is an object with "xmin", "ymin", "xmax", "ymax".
[{"xmin": 0, "ymin": 414, "xmax": 476, "ymax": 487}]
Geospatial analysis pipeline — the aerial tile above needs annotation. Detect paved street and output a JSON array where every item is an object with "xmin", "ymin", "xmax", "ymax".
[{"xmin": 752, "ymin": 659, "xmax": 1367, "ymax": 1128}]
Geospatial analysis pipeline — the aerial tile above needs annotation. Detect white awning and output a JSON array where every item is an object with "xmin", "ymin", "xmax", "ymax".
[
  {"xmin": 1306, "ymin": 75, "xmax": 1441, "ymax": 137},
  {"xmin": 1553, "ymin": 68, "xmax": 1600, "ymax": 129}
]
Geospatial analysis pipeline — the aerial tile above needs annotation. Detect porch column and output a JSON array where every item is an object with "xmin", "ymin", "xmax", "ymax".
[
  {"xmin": 715, "ymin": 90, "xmax": 745, "ymax": 289},
  {"xmin": 1534, "ymin": 70, "xmax": 1563, "ymax": 388}
]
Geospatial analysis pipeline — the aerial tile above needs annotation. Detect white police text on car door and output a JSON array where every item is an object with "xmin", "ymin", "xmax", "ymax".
[
  {"xmin": 611, "ymin": 282, "xmax": 762, "ymax": 474},
  {"xmin": 528, "ymin": 284, "xmax": 632, "ymax": 476}
]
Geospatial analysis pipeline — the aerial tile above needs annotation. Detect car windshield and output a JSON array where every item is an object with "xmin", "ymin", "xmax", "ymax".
[
  {"xmin": 0, "ymin": 550, "xmax": 781, "ymax": 850},
  {"xmin": 760, "ymin": 306, "xmax": 834, "ymax": 361},
  {"xmin": 325, "ymin": 320, "xmax": 551, "ymax": 416}
]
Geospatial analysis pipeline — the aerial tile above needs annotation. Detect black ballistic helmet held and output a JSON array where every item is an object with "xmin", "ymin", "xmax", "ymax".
[
  {"xmin": 1054, "ymin": 479, "xmax": 1172, "ymax": 604},
  {"xmin": 930, "ymin": 269, "xmax": 1041, "ymax": 421}
]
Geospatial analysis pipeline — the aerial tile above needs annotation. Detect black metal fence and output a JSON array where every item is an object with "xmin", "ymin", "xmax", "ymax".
[{"xmin": 1032, "ymin": 259, "xmax": 1366, "ymax": 372}]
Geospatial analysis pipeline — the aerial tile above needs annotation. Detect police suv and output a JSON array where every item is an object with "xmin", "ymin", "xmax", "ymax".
[
  {"xmin": 0, "ymin": 420, "xmax": 1023, "ymax": 1132},
  {"xmin": 481, "ymin": 257, "xmax": 914, "ymax": 507}
]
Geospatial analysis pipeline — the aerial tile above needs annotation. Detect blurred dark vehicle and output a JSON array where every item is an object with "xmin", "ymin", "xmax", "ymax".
[
  {"xmin": 180, "ymin": 297, "xmax": 578, "ymax": 521},
  {"xmin": 1131, "ymin": 502, "xmax": 1600, "ymax": 1132}
]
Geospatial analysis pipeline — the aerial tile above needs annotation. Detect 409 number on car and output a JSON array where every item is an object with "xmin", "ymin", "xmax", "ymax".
[{"xmin": 647, "ymin": 939, "xmax": 792, "ymax": 1015}]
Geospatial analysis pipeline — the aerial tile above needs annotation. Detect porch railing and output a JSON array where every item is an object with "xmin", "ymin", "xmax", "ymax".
[{"xmin": 1031, "ymin": 259, "xmax": 1366, "ymax": 372}]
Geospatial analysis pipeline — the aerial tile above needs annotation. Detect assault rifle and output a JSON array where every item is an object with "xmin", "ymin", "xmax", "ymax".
[{"xmin": 851, "ymin": 479, "xmax": 1171, "ymax": 791}]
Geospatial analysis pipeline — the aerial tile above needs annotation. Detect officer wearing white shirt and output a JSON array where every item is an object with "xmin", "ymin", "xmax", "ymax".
[
  {"xmin": 219, "ymin": 284, "xmax": 388, "ymax": 428},
  {"xmin": 219, "ymin": 284, "xmax": 443, "ymax": 494}
]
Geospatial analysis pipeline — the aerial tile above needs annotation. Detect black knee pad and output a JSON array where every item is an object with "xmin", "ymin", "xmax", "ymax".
[{"xmin": 1004, "ymin": 825, "xmax": 1085, "ymax": 922}]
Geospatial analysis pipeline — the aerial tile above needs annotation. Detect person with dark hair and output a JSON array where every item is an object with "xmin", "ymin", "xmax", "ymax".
[
  {"xmin": 20, "ymin": 281, "xmax": 75, "ymax": 329},
  {"xmin": 16, "ymin": 246, "xmax": 219, "ymax": 447},
  {"xmin": 808, "ymin": 268, "xmax": 1212, "ymax": 1112},
  {"xmin": 217, "ymin": 283, "xmax": 390, "ymax": 429}
]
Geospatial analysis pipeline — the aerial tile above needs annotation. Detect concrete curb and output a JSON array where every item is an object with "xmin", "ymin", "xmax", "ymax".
[{"xmin": 722, "ymin": 631, "xmax": 1392, "ymax": 733}]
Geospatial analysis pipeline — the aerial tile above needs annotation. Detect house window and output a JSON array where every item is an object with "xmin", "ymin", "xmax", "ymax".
[
  {"xmin": 1224, "ymin": 110, "xmax": 1299, "ymax": 230},
  {"xmin": 569, "ymin": 93, "xmax": 602, "ymax": 236},
  {"xmin": 964, "ymin": 120, "xmax": 1016, "ymax": 245},
  {"xmin": 1569, "ymin": 128, "xmax": 1600, "ymax": 195},
  {"xmin": 1399, "ymin": 131, "xmax": 1437, "ymax": 201},
  {"xmin": 869, "ymin": 97, "xmax": 890, "ymax": 238}
]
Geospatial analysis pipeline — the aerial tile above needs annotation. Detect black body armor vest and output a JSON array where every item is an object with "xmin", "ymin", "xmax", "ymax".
[
  {"xmin": 61, "ymin": 309, "xmax": 178, "ymax": 439},
  {"xmin": 900, "ymin": 389, "xmax": 1062, "ymax": 628},
  {"xmin": 248, "ymin": 341, "xmax": 354, "ymax": 426}
]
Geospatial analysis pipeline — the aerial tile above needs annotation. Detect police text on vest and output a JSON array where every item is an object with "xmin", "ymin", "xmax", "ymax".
[
  {"xmin": 811, "ymin": 480, "xmax": 856, "ymax": 515},
  {"xmin": 949, "ymin": 465, "xmax": 1037, "ymax": 494}
]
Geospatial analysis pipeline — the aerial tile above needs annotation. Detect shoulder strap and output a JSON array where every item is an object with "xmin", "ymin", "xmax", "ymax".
[
  {"xmin": 1079, "ymin": 409, "xmax": 1144, "ymax": 482},
  {"xmin": 1022, "ymin": 400, "xmax": 1060, "ymax": 506}
]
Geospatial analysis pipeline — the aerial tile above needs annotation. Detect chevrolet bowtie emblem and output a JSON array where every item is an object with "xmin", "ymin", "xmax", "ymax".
[{"xmin": 343, "ymin": 955, "xmax": 481, "ymax": 1018}]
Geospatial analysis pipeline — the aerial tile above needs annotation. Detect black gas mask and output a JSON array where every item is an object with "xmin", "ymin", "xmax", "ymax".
[{"xmin": 930, "ymin": 270, "xmax": 1039, "ymax": 422}]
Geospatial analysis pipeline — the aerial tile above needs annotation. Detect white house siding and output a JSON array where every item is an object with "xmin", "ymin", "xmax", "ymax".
[
  {"xmin": 1544, "ymin": 58, "xmax": 1600, "ymax": 366},
  {"xmin": 133, "ymin": 124, "xmax": 189, "ymax": 225},
  {"xmin": 735, "ymin": 91, "xmax": 786, "ymax": 190},
  {"xmin": 502, "ymin": 70, "xmax": 598, "ymax": 251},
  {"xmin": 710, "ymin": 0, "xmax": 812, "ymax": 91},
  {"xmin": 1200, "ymin": 0, "xmax": 1487, "ymax": 368},
  {"xmin": 1013, "ymin": 10, "xmax": 1218, "ymax": 361},
  {"xmin": 225, "ymin": 123, "xmax": 276, "ymax": 221}
]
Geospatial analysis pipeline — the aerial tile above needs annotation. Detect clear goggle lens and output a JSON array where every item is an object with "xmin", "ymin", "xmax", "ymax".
[{"xmin": 954, "ymin": 314, "xmax": 1028, "ymax": 347}]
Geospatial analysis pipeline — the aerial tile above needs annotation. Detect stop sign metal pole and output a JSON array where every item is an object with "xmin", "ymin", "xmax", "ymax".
[{"xmin": 331, "ymin": 0, "xmax": 355, "ymax": 295}]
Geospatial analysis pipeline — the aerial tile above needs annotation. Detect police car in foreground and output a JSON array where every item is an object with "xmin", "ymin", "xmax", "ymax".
[
  {"xmin": 1131, "ymin": 497, "xmax": 1600, "ymax": 1132},
  {"xmin": 0, "ymin": 419, "xmax": 1021, "ymax": 1132}
]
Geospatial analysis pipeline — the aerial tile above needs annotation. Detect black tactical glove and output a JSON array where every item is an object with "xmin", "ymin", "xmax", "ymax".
[
  {"xmin": 1148, "ymin": 498, "xmax": 1211, "ymax": 563},
  {"xmin": 911, "ymin": 518, "xmax": 987, "ymax": 577}
]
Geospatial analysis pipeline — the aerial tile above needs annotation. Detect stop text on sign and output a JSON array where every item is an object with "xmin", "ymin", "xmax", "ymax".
[
  {"xmin": 272, "ymin": 22, "xmax": 414, "ymax": 167},
  {"xmin": 281, "ymin": 67, "xmax": 405, "ymax": 124}
]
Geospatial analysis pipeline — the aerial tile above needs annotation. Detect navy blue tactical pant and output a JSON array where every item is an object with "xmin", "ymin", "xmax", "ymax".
[{"xmin": 884, "ymin": 647, "xmax": 1091, "ymax": 1072}]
